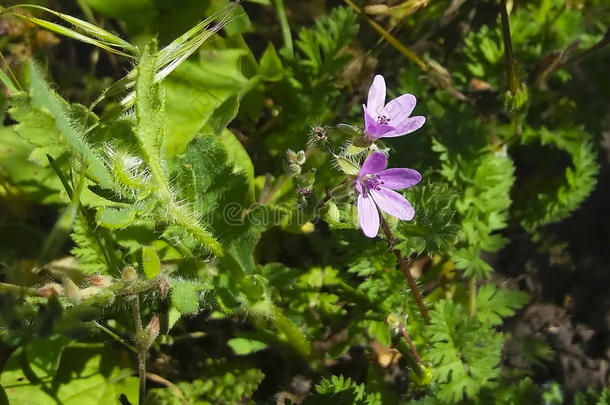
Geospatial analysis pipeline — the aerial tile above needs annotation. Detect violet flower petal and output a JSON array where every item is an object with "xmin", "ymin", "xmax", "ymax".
[
  {"xmin": 360, "ymin": 152, "xmax": 387, "ymax": 176},
  {"xmin": 363, "ymin": 105, "xmax": 394, "ymax": 138},
  {"xmin": 358, "ymin": 193, "xmax": 380, "ymax": 237},
  {"xmin": 367, "ymin": 75, "xmax": 386, "ymax": 113},
  {"xmin": 378, "ymin": 168, "xmax": 422, "ymax": 190},
  {"xmin": 381, "ymin": 94, "xmax": 417, "ymax": 125},
  {"xmin": 371, "ymin": 188, "xmax": 415, "ymax": 221},
  {"xmin": 378, "ymin": 116, "xmax": 426, "ymax": 138}
]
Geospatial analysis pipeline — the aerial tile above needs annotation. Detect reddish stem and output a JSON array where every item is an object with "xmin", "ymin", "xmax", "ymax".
[{"xmin": 378, "ymin": 212, "xmax": 430, "ymax": 323}]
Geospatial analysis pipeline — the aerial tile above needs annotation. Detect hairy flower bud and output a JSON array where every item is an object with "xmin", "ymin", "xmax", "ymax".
[
  {"xmin": 287, "ymin": 163, "xmax": 301, "ymax": 176},
  {"xmin": 63, "ymin": 277, "xmax": 81, "ymax": 304},
  {"xmin": 88, "ymin": 274, "xmax": 113, "ymax": 288},
  {"xmin": 295, "ymin": 150, "xmax": 307, "ymax": 165},
  {"xmin": 122, "ymin": 266, "xmax": 137, "ymax": 282},
  {"xmin": 145, "ymin": 315, "xmax": 160, "ymax": 345},
  {"xmin": 157, "ymin": 274, "xmax": 170, "ymax": 300},
  {"xmin": 37, "ymin": 282, "xmax": 63, "ymax": 298}
]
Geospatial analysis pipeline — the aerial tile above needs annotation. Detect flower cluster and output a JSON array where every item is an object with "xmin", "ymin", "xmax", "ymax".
[{"xmin": 356, "ymin": 75, "xmax": 425, "ymax": 237}]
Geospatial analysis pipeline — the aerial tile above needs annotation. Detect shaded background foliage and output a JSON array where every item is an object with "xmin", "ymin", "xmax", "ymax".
[{"xmin": 0, "ymin": 0, "xmax": 609, "ymax": 404}]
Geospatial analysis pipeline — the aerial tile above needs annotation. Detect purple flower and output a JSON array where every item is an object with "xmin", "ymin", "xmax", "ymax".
[
  {"xmin": 356, "ymin": 152, "xmax": 421, "ymax": 238},
  {"xmin": 363, "ymin": 75, "xmax": 426, "ymax": 140}
]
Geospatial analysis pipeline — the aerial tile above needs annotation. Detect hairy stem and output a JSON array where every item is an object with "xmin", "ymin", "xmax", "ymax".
[
  {"xmin": 93, "ymin": 321, "xmax": 137, "ymax": 353},
  {"xmin": 259, "ymin": 175, "xmax": 288, "ymax": 205},
  {"xmin": 399, "ymin": 324, "xmax": 422, "ymax": 364},
  {"xmin": 0, "ymin": 282, "xmax": 42, "ymax": 297},
  {"xmin": 131, "ymin": 295, "xmax": 146, "ymax": 404},
  {"xmin": 378, "ymin": 213, "xmax": 429, "ymax": 323}
]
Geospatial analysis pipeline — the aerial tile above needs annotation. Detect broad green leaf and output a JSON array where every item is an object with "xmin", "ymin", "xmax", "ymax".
[
  {"xmin": 1, "ymin": 343, "xmax": 138, "ymax": 405},
  {"xmin": 95, "ymin": 206, "xmax": 136, "ymax": 229},
  {"xmin": 227, "ymin": 337, "xmax": 268, "ymax": 355},
  {"xmin": 164, "ymin": 49, "xmax": 251, "ymax": 155},
  {"xmin": 0, "ymin": 127, "xmax": 65, "ymax": 204},
  {"xmin": 171, "ymin": 279, "xmax": 206, "ymax": 315},
  {"xmin": 142, "ymin": 245, "xmax": 161, "ymax": 279}
]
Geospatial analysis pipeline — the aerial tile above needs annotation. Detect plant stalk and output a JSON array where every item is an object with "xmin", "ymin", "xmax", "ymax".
[
  {"xmin": 131, "ymin": 295, "xmax": 147, "ymax": 404},
  {"xmin": 378, "ymin": 213, "xmax": 429, "ymax": 323},
  {"xmin": 468, "ymin": 276, "xmax": 476, "ymax": 317},
  {"xmin": 273, "ymin": 0, "xmax": 293, "ymax": 58},
  {"xmin": 343, "ymin": 0, "xmax": 426, "ymax": 70},
  {"xmin": 499, "ymin": 0, "xmax": 519, "ymax": 94},
  {"xmin": 399, "ymin": 324, "xmax": 422, "ymax": 364}
]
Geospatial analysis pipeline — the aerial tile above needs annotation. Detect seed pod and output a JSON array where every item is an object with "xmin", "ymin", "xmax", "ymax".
[{"xmin": 145, "ymin": 315, "xmax": 160, "ymax": 345}]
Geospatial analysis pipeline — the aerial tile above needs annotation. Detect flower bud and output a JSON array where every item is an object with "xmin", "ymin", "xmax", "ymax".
[
  {"xmin": 287, "ymin": 163, "xmax": 301, "ymax": 176},
  {"xmin": 63, "ymin": 278, "xmax": 81, "ymax": 304},
  {"xmin": 80, "ymin": 286, "xmax": 102, "ymax": 300},
  {"xmin": 122, "ymin": 266, "xmax": 137, "ymax": 282},
  {"xmin": 157, "ymin": 274, "xmax": 170, "ymax": 300},
  {"xmin": 37, "ymin": 283, "xmax": 63, "ymax": 298},
  {"xmin": 295, "ymin": 150, "xmax": 306, "ymax": 165},
  {"xmin": 145, "ymin": 315, "xmax": 160, "ymax": 345},
  {"xmin": 88, "ymin": 274, "xmax": 113, "ymax": 288}
]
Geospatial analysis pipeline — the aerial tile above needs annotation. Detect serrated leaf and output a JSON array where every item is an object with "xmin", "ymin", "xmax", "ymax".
[
  {"xmin": 368, "ymin": 320, "xmax": 391, "ymax": 347},
  {"xmin": 476, "ymin": 284, "xmax": 530, "ymax": 326}
]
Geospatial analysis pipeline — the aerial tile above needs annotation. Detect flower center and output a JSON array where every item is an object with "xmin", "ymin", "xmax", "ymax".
[
  {"xmin": 376, "ymin": 115, "xmax": 391, "ymax": 125},
  {"xmin": 361, "ymin": 174, "xmax": 384, "ymax": 197}
]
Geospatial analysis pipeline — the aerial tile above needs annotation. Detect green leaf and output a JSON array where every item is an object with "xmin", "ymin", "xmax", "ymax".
[
  {"xmin": 142, "ymin": 245, "xmax": 161, "ymax": 279},
  {"xmin": 0, "ymin": 126, "xmax": 65, "ymax": 203},
  {"xmin": 171, "ymin": 279, "xmax": 207, "ymax": 315},
  {"xmin": 227, "ymin": 337, "xmax": 268, "ymax": 355},
  {"xmin": 425, "ymin": 300, "xmax": 503, "ymax": 403},
  {"xmin": 27, "ymin": 64, "xmax": 114, "ymax": 189},
  {"xmin": 1, "ymin": 343, "xmax": 138, "ymax": 405},
  {"xmin": 396, "ymin": 182, "xmax": 460, "ymax": 256},
  {"xmin": 368, "ymin": 320, "xmax": 392, "ymax": 347},
  {"xmin": 95, "ymin": 206, "xmax": 136, "ymax": 229},
  {"xmin": 515, "ymin": 126, "xmax": 599, "ymax": 232},
  {"xmin": 259, "ymin": 42, "xmax": 284, "ymax": 81},
  {"xmin": 476, "ymin": 284, "xmax": 530, "ymax": 326},
  {"xmin": 164, "ymin": 49, "xmax": 252, "ymax": 155}
]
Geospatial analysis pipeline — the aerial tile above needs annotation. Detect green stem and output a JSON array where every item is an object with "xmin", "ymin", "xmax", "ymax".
[
  {"xmin": 273, "ymin": 0, "xmax": 293, "ymax": 58},
  {"xmin": 93, "ymin": 321, "xmax": 137, "ymax": 353},
  {"xmin": 0, "ymin": 282, "xmax": 42, "ymax": 297},
  {"xmin": 499, "ymin": 0, "xmax": 519, "ymax": 94}
]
